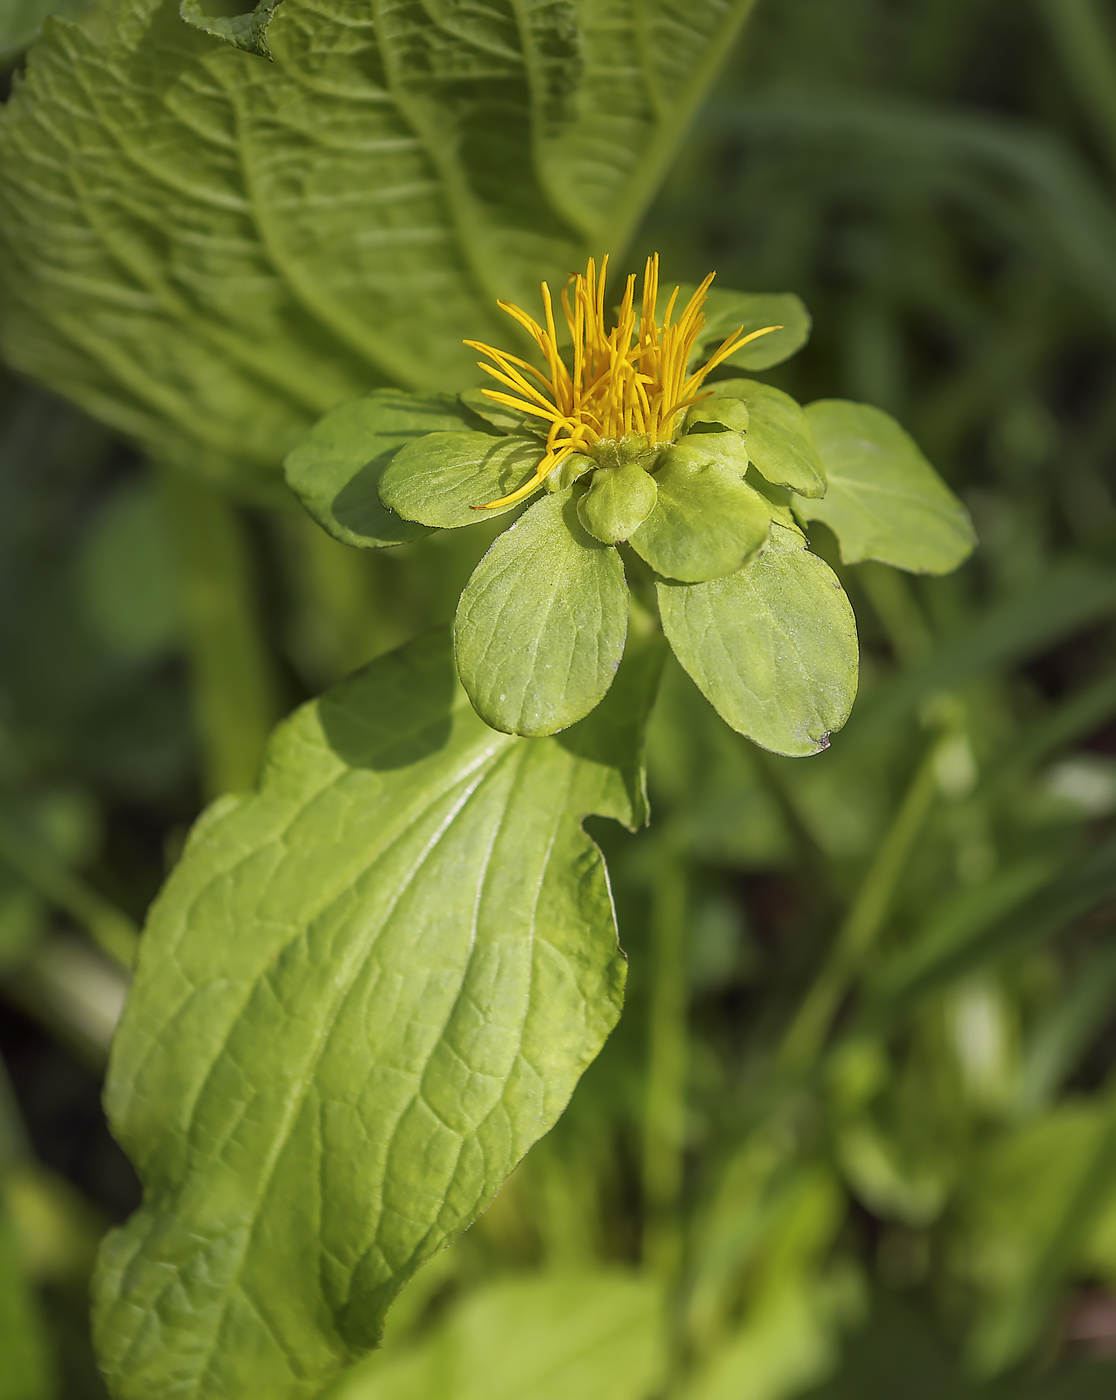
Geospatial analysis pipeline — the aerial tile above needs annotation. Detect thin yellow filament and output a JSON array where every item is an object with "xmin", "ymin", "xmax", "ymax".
[{"xmin": 465, "ymin": 254, "xmax": 781, "ymax": 510}]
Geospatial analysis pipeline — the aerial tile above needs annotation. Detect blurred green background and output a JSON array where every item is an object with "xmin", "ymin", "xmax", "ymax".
[{"xmin": 5, "ymin": 0, "xmax": 1116, "ymax": 1395}]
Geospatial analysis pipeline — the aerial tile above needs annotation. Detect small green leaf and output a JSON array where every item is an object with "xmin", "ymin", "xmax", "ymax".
[
  {"xmin": 179, "ymin": 0, "xmax": 282, "ymax": 59},
  {"xmin": 578, "ymin": 465, "xmax": 658, "ymax": 544},
  {"xmin": 801, "ymin": 400, "xmax": 976, "ymax": 574},
  {"xmin": 285, "ymin": 392, "xmax": 480, "ymax": 549},
  {"xmin": 380, "ymin": 433, "xmax": 544, "ymax": 529},
  {"xmin": 690, "ymin": 289, "xmax": 812, "ymax": 371},
  {"xmin": 324, "ymin": 1271, "xmax": 667, "ymax": 1400},
  {"xmin": 707, "ymin": 378, "xmax": 826, "ymax": 498},
  {"xmin": 687, "ymin": 396, "xmax": 749, "ymax": 434},
  {"xmin": 458, "ymin": 389, "xmax": 546, "ymax": 439},
  {"xmin": 455, "ymin": 491, "xmax": 629, "ymax": 737},
  {"xmin": 657, "ymin": 524, "xmax": 859, "ymax": 756},
  {"xmin": 629, "ymin": 441, "xmax": 771, "ymax": 583},
  {"xmin": 94, "ymin": 629, "xmax": 645, "ymax": 1400}
]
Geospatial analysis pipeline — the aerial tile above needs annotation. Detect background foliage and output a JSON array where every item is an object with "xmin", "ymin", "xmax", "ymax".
[{"xmin": 4, "ymin": 0, "xmax": 1116, "ymax": 1396}]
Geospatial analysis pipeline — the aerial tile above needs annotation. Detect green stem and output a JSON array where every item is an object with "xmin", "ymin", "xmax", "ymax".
[
  {"xmin": 778, "ymin": 743, "xmax": 941, "ymax": 1077},
  {"xmin": 641, "ymin": 847, "xmax": 690, "ymax": 1280},
  {"xmin": 157, "ymin": 464, "xmax": 280, "ymax": 798},
  {"xmin": 1038, "ymin": 0, "xmax": 1116, "ymax": 181},
  {"xmin": 0, "ymin": 816, "xmax": 138, "ymax": 970}
]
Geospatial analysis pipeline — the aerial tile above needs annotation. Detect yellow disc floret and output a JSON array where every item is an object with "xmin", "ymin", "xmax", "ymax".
[{"xmin": 464, "ymin": 254, "xmax": 781, "ymax": 510}]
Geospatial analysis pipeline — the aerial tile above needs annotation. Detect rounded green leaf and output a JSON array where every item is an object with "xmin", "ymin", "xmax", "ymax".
[
  {"xmin": 691, "ymin": 289, "xmax": 812, "ymax": 371},
  {"xmin": 284, "ymin": 391, "xmax": 481, "ymax": 548},
  {"xmin": 454, "ymin": 492, "xmax": 629, "ymax": 737},
  {"xmin": 628, "ymin": 441, "xmax": 771, "ymax": 583},
  {"xmin": 380, "ymin": 432, "xmax": 545, "ymax": 528},
  {"xmin": 577, "ymin": 464, "xmax": 658, "ymax": 544},
  {"xmin": 707, "ymin": 378, "xmax": 826, "ymax": 498},
  {"xmin": 801, "ymin": 400, "xmax": 977, "ymax": 574},
  {"xmin": 657, "ymin": 524, "xmax": 859, "ymax": 756}
]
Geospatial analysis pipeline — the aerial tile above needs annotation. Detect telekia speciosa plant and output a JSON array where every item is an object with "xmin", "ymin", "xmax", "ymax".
[{"xmin": 287, "ymin": 257, "xmax": 975, "ymax": 757}]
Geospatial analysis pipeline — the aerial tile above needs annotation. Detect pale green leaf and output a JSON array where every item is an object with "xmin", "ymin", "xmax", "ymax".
[
  {"xmin": 687, "ymin": 396, "xmax": 750, "ymax": 434},
  {"xmin": 454, "ymin": 491, "xmax": 629, "ymax": 736},
  {"xmin": 0, "ymin": 0, "xmax": 757, "ymax": 490},
  {"xmin": 325, "ymin": 1271, "xmax": 666, "ymax": 1400},
  {"xmin": 800, "ymin": 400, "xmax": 976, "ymax": 574},
  {"xmin": 688, "ymin": 288, "xmax": 812, "ymax": 371},
  {"xmin": 179, "ymin": 0, "xmax": 281, "ymax": 58},
  {"xmin": 380, "ymin": 432, "xmax": 543, "ymax": 529},
  {"xmin": 577, "ymin": 464, "xmax": 659, "ymax": 544},
  {"xmin": 93, "ymin": 628, "xmax": 654, "ymax": 1400},
  {"xmin": 629, "ymin": 440, "xmax": 771, "ymax": 583},
  {"xmin": 709, "ymin": 378, "xmax": 826, "ymax": 498},
  {"xmin": 284, "ymin": 392, "xmax": 479, "ymax": 549},
  {"xmin": 657, "ymin": 524, "xmax": 859, "ymax": 756}
]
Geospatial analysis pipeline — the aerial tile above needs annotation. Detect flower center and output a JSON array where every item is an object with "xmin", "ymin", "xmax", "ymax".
[{"xmin": 464, "ymin": 254, "xmax": 779, "ymax": 510}]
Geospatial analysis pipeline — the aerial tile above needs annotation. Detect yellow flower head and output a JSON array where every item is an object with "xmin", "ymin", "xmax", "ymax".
[{"xmin": 464, "ymin": 253, "xmax": 780, "ymax": 510}]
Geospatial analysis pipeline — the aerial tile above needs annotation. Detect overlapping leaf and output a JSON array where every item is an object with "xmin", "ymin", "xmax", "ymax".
[
  {"xmin": 93, "ymin": 629, "xmax": 660, "ymax": 1400},
  {"xmin": 658, "ymin": 524, "xmax": 858, "ymax": 756}
]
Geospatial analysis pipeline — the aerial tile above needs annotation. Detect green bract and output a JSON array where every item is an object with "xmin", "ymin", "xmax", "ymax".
[{"xmin": 287, "ymin": 290, "xmax": 975, "ymax": 756}]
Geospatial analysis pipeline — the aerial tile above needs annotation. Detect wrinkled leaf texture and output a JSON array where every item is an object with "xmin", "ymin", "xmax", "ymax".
[
  {"xmin": 93, "ymin": 629, "xmax": 661, "ymax": 1400},
  {"xmin": 0, "ymin": 0, "xmax": 759, "ymax": 495}
]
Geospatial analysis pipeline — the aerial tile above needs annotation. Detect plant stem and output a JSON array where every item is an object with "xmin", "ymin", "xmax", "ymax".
[
  {"xmin": 0, "ymin": 816, "xmax": 138, "ymax": 970},
  {"xmin": 1038, "ymin": 0, "xmax": 1116, "ymax": 182},
  {"xmin": 642, "ymin": 846, "xmax": 690, "ymax": 1280},
  {"xmin": 778, "ymin": 743, "xmax": 941, "ymax": 1077},
  {"xmin": 157, "ymin": 464, "xmax": 280, "ymax": 797}
]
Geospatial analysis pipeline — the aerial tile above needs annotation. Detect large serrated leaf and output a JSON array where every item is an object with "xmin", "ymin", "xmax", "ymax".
[
  {"xmin": 800, "ymin": 400, "xmax": 976, "ymax": 574},
  {"xmin": 454, "ymin": 491, "xmax": 629, "ymax": 737},
  {"xmin": 657, "ymin": 525, "xmax": 858, "ymax": 756},
  {"xmin": 0, "ymin": 0, "xmax": 758, "ymax": 490},
  {"xmin": 93, "ymin": 628, "xmax": 659, "ymax": 1400}
]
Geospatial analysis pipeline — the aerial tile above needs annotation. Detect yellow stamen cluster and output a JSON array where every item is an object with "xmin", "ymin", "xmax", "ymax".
[{"xmin": 465, "ymin": 254, "xmax": 780, "ymax": 510}]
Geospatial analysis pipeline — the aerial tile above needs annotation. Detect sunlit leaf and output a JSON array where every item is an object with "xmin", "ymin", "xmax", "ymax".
[
  {"xmin": 707, "ymin": 378, "xmax": 826, "ymax": 498},
  {"xmin": 284, "ymin": 392, "xmax": 482, "ymax": 549},
  {"xmin": 658, "ymin": 524, "xmax": 858, "ymax": 756},
  {"xmin": 380, "ymin": 433, "xmax": 541, "ymax": 530},
  {"xmin": 688, "ymin": 288, "xmax": 812, "ymax": 371},
  {"xmin": 800, "ymin": 400, "xmax": 975, "ymax": 574},
  {"xmin": 629, "ymin": 440, "xmax": 771, "ymax": 583},
  {"xmin": 93, "ymin": 629, "xmax": 658, "ymax": 1400},
  {"xmin": 0, "ymin": 0, "xmax": 758, "ymax": 490},
  {"xmin": 454, "ymin": 492, "xmax": 629, "ymax": 737}
]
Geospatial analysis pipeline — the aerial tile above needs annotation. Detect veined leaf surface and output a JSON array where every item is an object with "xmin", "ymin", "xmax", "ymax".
[
  {"xmin": 658, "ymin": 525, "xmax": 858, "ymax": 756},
  {"xmin": 93, "ymin": 629, "xmax": 657, "ymax": 1400},
  {"xmin": 0, "ymin": 0, "xmax": 759, "ymax": 492}
]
